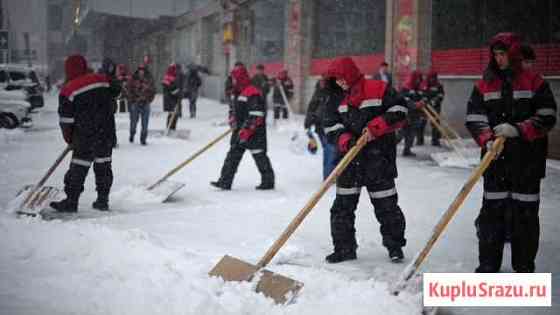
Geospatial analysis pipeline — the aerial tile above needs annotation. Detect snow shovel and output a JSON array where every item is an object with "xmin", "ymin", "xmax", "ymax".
[
  {"xmin": 152, "ymin": 103, "xmax": 191, "ymax": 140},
  {"xmin": 146, "ymin": 128, "xmax": 233, "ymax": 201},
  {"xmin": 209, "ymin": 132, "xmax": 369, "ymax": 304},
  {"xmin": 391, "ymin": 137, "xmax": 506, "ymax": 296},
  {"xmin": 425, "ymin": 104, "xmax": 465, "ymax": 145},
  {"xmin": 420, "ymin": 106, "xmax": 469, "ymax": 164},
  {"xmin": 13, "ymin": 146, "xmax": 72, "ymax": 216}
]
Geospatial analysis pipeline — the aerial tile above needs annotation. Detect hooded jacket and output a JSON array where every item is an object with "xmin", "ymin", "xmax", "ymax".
[
  {"xmin": 465, "ymin": 32, "xmax": 557, "ymax": 179},
  {"xmin": 323, "ymin": 57, "xmax": 409, "ymax": 181},
  {"xmin": 162, "ymin": 64, "xmax": 182, "ymax": 112},
  {"xmin": 229, "ymin": 66, "xmax": 267, "ymax": 150},
  {"xmin": 421, "ymin": 71, "xmax": 444, "ymax": 110},
  {"xmin": 58, "ymin": 55, "xmax": 116, "ymax": 145}
]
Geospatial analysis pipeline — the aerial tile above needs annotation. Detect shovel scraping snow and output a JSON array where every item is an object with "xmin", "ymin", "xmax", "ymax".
[
  {"xmin": 209, "ymin": 133, "xmax": 369, "ymax": 304},
  {"xmin": 391, "ymin": 138, "xmax": 505, "ymax": 302},
  {"xmin": 147, "ymin": 129, "xmax": 232, "ymax": 201},
  {"xmin": 13, "ymin": 146, "xmax": 72, "ymax": 216}
]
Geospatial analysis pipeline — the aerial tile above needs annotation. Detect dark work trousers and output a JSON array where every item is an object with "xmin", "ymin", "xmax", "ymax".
[{"xmin": 476, "ymin": 170, "xmax": 541, "ymax": 273}]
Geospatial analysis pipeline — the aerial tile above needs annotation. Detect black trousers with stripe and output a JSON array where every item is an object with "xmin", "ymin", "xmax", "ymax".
[
  {"xmin": 477, "ymin": 172, "xmax": 541, "ymax": 272},
  {"xmin": 218, "ymin": 135, "xmax": 274, "ymax": 187},
  {"xmin": 330, "ymin": 160, "xmax": 406, "ymax": 253},
  {"xmin": 64, "ymin": 132, "xmax": 113, "ymax": 202}
]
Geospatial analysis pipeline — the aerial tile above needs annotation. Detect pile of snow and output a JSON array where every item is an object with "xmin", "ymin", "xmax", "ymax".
[{"xmin": 0, "ymin": 216, "xmax": 421, "ymax": 315}]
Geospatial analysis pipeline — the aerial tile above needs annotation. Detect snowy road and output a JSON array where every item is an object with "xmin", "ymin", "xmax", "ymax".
[{"xmin": 1, "ymin": 95, "xmax": 558, "ymax": 315}]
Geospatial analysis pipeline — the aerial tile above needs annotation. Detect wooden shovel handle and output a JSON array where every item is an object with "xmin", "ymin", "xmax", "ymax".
[
  {"xmin": 421, "ymin": 107, "xmax": 453, "ymax": 142},
  {"xmin": 425, "ymin": 104, "xmax": 464, "ymax": 142},
  {"xmin": 394, "ymin": 137, "xmax": 505, "ymax": 291},
  {"xmin": 148, "ymin": 129, "xmax": 233, "ymax": 190},
  {"xmin": 257, "ymin": 133, "xmax": 369, "ymax": 268}
]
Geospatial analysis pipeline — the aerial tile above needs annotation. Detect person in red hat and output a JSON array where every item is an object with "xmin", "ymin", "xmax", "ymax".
[
  {"xmin": 465, "ymin": 32, "xmax": 557, "ymax": 273},
  {"xmin": 50, "ymin": 54, "xmax": 120, "ymax": 212},
  {"xmin": 211, "ymin": 64, "xmax": 275, "ymax": 190},
  {"xmin": 322, "ymin": 57, "xmax": 409, "ymax": 263},
  {"xmin": 399, "ymin": 70, "xmax": 427, "ymax": 155},
  {"xmin": 271, "ymin": 69, "xmax": 294, "ymax": 121},
  {"xmin": 162, "ymin": 63, "xmax": 183, "ymax": 131},
  {"xmin": 421, "ymin": 70, "xmax": 445, "ymax": 146}
]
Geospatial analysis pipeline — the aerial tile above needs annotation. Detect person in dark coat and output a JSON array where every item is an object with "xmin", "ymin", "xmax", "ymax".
[
  {"xmin": 211, "ymin": 64, "xmax": 275, "ymax": 190},
  {"xmin": 304, "ymin": 75, "xmax": 344, "ymax": 179},
  {"xmin": 399, "ymin": 70, "xmax": 427, "ymax": 156},
  {"xmin": 184, "ymin": 63, "xmax": 204, "ymax": 118},
  {"xmin": 127, "ymin": 65, "xmax": 155, "ymax": 145},
  {"xmin": 98, "ymin": 57, "xmax": 121, "ymax": 148},
  {"xmin": 116, "ymin": 64, "xmax": 130, "ymax": 113},
  {"xmin": 162, "ymin": 64, "xmax": 182, "ymax": 130},
  {"xmin": 323, "ymin": 57, "xmax": 409, "ymax": 263},
  {"xmin": 272, "ymin": 70, "xmax": 294, "ymax": 120},
  {"xmin": 50, "ymin": 54, "xmax": 119, "ymax": 212},
  {"xmin": 465, "ymin": 32, "xmax": 557, "ymax": 273},
  {"xmin": 372, "ymin": 61, "xmax": 393, "ymax": 88},
  {"xmin": 251, "ymin": 64, "xmax": 270, "ymax": 110},
  {"xmin": 421, "ymin": 70, "xmax": 445, "ymax": 146}
]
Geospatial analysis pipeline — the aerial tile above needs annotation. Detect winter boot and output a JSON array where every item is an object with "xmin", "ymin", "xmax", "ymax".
[
  {"xmin": 141, "ymin": 139, "xmax": 147, "ymax": 146},
  {"xmin": 50, "ymin": 199, "xmax": 78, "ymax": 213},
  {"xmin": 210, "ymin": 181, "xmax": 231, "ymax": 190},
  {"xmin": 325, "ymin": 249, "xmax": 357, "ymax": 264},
  {"xmin": 129, "ymin": 134, "xmax": 134, "ymax": 143},
  {"xmin": 255, "ymin": 182, "xmax": 274, "ymax": 190},
  {"xmin": 431, "ymin": 139, "xmax": 441, "ymax": 147},
  {"xmin": 92, "ymin": 196, "xmax": 109, "ymax": 211},
  {"xmin": 388, "ymin": 247, "xmax": 404, "ymax": 263},
  {"xmin": 402, "ymin": 149, "xmax": 416, "ymax": 157}
]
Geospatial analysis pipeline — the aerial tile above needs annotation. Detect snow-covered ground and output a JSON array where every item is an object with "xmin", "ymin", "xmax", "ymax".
[{"xmin": 0, "ymin": 94, "xmax": 558, "ymax": 315}]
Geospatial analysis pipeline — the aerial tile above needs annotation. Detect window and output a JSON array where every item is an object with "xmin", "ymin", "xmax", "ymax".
[{"xmin": 313, "ymin": 0, "xmax": 386, "ymax": 59}]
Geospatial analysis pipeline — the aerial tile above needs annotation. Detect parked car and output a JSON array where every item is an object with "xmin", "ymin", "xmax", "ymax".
[
  {"xmin": 0, "ymin": 64, "xmax": 44, "ymax": 109},
  {"xmin": 0, "ymin": 89, "xmax": 32, "ymax": 129}
]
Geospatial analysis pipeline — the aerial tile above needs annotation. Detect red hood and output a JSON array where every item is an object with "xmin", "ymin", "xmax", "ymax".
[
  {"xmin": 403, "ymin": 70, "xmax": 423, "ymax": 90},
  {"xmin": 277, "ymin": 70, "xmax": 288, "ymax": 80},
  {"xmin": 65, "ymin": 55, "xmax": 88, "ymax": 82},
  {"xmin": 424, "ymin": 70, "xmax": 439, "ymax": 87},
  {"xmin": 231, "ymin": 65, "xmax": 251, "ymax": 93},
  {"xmin": 326, "ymin": 57, "xmax": 363, "ymax": 88},
  {"xmin": 162, "ymin": 64, "xmax": 177, "ymax": 86},
  {"xmin": 488, "ymin": 32, "xmax": 522, "ymax": 73}
]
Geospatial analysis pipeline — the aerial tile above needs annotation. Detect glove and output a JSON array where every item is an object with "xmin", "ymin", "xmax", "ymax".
[
  {"xmin": 307, "ymin": 137, "xmax": 318, "ymax": 154},
  {"xmin": 62, "ymin": 128, "xmax": 73, "ymax": 144},
  {"xmin": 493, "ymin": 123, "xmax": 519, "ymax": 138},
  {"xmin": 228, "ymin": 115, "xmax": 237, "ymax": 129},
  {"xmin": 367, "ymin": 116, "xmax": 391, "ymax": 138},
  {"xmin": 415, "ymin": 100, "xmax": 426, "ymax": 109},
  {"xmin": 338, "ymin": 132, "xmax": 354, "ymax": 153},
  {"xmin": 475, "ymin": 128, "xmax": 494, "ymax": 148},
  {"xmin": 238, "ymin": 128, "xmax": 254, "ymax": 144}
]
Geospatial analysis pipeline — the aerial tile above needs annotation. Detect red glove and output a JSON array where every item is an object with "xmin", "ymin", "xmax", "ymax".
[
  {"xmin": 476, "ymin": 128, "xmax": 494, "ymax": 148},
  {"xmin": 62, "ymin": 128, "xmax": 73, "ymax": 144},
  {"xmin": 338, "ymin": 132, "xmax": 354, "ymax": 153},
  {"xmin": 367, "ymin": 117, "xmax": 392, "ymax": 138},
  {"xmin": 239, "ymin": 128, "xmax": 255, "ymax": 143},
  {"xmin": 415, "ymin": 100, "xmax": 426, "ymax": 109}
]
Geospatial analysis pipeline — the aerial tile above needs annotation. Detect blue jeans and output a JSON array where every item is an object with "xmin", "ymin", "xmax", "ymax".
[
  {"xmin": 319, "ymin": 132, "xmax": 337, "ymax": 180},
  {"xmin": 129, "ymin": 102, "xmax": 150, "ymax": 142}
]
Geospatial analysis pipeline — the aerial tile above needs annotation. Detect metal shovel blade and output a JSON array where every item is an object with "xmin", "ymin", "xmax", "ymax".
[
  {"xmin": 15, "ymin": 185, "xmax": 61, "ymax": 216},
  {"xmin": 148, "ymin": 180, "xmax": 186, "ymax": 202},
  {"xmin": 209, "ymin": 255, "xmax": 304, "ymax": 304},
  {"xmin": 150, "ymin": 129, "xmax": 191, "ymax": 140}
]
